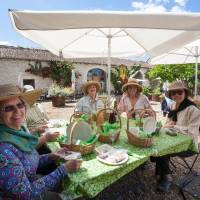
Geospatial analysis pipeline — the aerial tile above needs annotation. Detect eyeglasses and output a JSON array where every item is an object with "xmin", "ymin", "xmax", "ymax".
[
  {"xmin": 170, "ymin": 90, "xmax": 184, "ymax": 96},
  {"xmin": 2, "ymin": 102, "xmax": 25, "ymax": 113}
]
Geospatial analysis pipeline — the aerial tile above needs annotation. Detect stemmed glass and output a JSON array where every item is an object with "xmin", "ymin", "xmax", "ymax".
[
  {"xmin": 109, "ymin": 133, "xmax": 116, "ymax": 145},
  {"xmin": 98, "ymin": 95, "xmax": 108, "ymax": 109}
]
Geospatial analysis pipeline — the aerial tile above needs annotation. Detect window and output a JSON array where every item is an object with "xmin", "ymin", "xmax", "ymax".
[{"xmin": 23, "ymin": 79, "xmax": 35, "ymax": 88}]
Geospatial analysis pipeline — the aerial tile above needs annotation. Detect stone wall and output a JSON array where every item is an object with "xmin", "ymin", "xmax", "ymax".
[
  {"xmin": 0, "ymin": 58, "xmax": 148, "ymax": 92},
  {"xmin": 0, "ymin": 59, "xmax": 53, "ymax": 89}
]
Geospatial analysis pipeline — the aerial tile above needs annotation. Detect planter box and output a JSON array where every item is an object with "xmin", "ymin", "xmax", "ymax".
[
  {"xmin": 151, "ymin": 94, "xmax": 161, "ymax": 102},
  {"xmin": 52, "ymin": 96, "xmax": 65, "ymax": 107}
]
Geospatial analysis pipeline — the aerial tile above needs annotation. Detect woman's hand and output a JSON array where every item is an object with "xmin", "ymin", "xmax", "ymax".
[
  {"xmin": 36, "ymin": 125, "xmax": 49, "ymax": 134},
  {"xmin": 45, "ymin": 131, "xmax": 60, "ymax": 142},
  {"xmin": 140, "ymin": 109, "xmax": 156, "ymax": 118},
  {"xmin": 127, "ymin": 110, "xmax": 134, "ymax": 119},
  {"xmin": 163, "ymin": 120, "xmax": 176, "ymax": 128},
  {"xmin": 49, "ymin": 147, "xmax": 69, "ymax": 160},
  {"xmin": 64, "ymin": 159, "xmax": 82, "ymax": 173}
]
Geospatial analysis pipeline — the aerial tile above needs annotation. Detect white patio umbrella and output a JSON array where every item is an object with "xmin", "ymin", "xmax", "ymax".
[
  {"xmin": 9, "ymin": 10, "xmax": 200, "ymax": 98},
  {"xmin": 150, "ymin": 39, "xmax": 200, "ymax": 96}
]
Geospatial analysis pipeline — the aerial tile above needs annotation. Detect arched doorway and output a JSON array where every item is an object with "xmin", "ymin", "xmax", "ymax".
[
  {"xmin": 134, "ymin": 71, "xmax": 144, "ymax": 80},
  {"xmin": 87, "ymin": 68, "xmax": 106, "ymax": 92}
]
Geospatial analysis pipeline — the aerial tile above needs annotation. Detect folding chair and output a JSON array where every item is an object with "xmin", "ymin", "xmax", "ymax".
[
  {"xmin": 171, "ymin": 152, "xmax": 200, "ymax": 199},
  {"xmin": 170, "ymin": 152, "xmax": 199, "ymax": 175},
  {"xmin": 175, "ymin": 171, "xmax": 200, "ymax": 200}
]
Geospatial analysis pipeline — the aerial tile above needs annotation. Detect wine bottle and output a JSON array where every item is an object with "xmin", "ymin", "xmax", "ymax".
[{"xmin": 109, "ymin": 112, "xmax": 116, "ymax": 124}]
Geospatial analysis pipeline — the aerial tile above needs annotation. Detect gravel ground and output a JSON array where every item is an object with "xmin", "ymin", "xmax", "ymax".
[{"xmin": 41, "ymin": 100, "xmax": 199, "ymax": 200}]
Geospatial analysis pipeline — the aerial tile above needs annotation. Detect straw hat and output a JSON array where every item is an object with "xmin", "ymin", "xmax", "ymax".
[
  {"xmin": 82, "ymin": 81, "xmax": 101, "ymax": 95},
  {"xmin": 168, "ymin": 80, "xmax": 189, "ymax": 91},
  {"xmin": 122, "ymin": 79, "xmax": 142, "ymax": 93},
  {"xmin": 0, "ymin": 84, "xmax": 42, "ymax": 106}
]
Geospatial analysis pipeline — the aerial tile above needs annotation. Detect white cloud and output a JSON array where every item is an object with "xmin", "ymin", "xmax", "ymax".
[
  {"xmin": 132, "ymin": 2, "xmax": 145, "ymax": 10},
  {"xmin": 170, "ymin": 5, "xmax": 187, "ymax": 12},
  {"xmin": 131, "ymin": 1, "xmax": 167, "ymax": 12},
  {"xmin": 143, "ymin": 4, "xmax": 167, "ymax": 12},
  {"xmin": 131, "ymin": 0, "xmax": 189, "ymax": 13},
  {"xmin": 174, "ymin": 0, "xmax": 188, "ymax": 7},
  {"xmin": 154, "ymin": 0, "xmax": 170, "ymax": 4},
  {"xmin": 0, "ymin": 41, "xmax": 12, "ymax": 46}
]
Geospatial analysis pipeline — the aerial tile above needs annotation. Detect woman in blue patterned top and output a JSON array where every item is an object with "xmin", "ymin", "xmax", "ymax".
[{"xmin": 0, "ymin": 84, "xmax": 81, "ymax": 200}]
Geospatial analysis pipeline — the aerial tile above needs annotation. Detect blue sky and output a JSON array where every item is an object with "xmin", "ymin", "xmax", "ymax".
[{"xmin": 1, "ymin": 0, "xmax": 199, "ymax": 48}]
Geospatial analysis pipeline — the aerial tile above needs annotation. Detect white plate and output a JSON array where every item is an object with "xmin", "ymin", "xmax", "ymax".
[{"xmin": 97, "ymin": 153, "xmax": 128, "ymax": 166}]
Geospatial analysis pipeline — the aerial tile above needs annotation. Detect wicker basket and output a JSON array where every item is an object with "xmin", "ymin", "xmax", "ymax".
[
  {"xmin": 60, "ymin": 121, "xmax": 96, "ymax": 155},
  {"xmin": 96, "ymin": 108, "xmax": 121, "ymax": 143},
  {"xmin": 130, "ymin": 108, "xmax": 156, "ymax": 127},
  {"xmin": 70, "ymin": 112, "xmax": 94, "ymax": 124},
  {"xmin": 126, "ymin": 108, "xmax": 156, "ymax": 147}
]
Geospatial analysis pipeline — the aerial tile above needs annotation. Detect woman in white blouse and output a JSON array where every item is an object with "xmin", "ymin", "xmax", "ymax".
[
  {"xmin": 153, "ymin": 80, "xmax": 200, "ymax": 193},
  {"xmin": 117, "ymin": 79, "xmax": 154, "ymax": 118},
  {"xmin": 75, "ymin": 81, "xmax": 104, "ymax": 114}
]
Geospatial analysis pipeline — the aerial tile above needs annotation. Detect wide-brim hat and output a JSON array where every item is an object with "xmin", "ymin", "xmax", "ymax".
[
  {"xmin": 168, "ymin": 80, "xmax": 189, "ymax": 91},
  {"xmin": 82, "ymin": 81, "xmax": 101, "ymax": 95},
  {"xmin": 122, "ymin": 79, "xmax": 142, "ymax": 93},
  {"xmin": 0, "ymin": 84, "xmax": 42, "ymax": 106}
]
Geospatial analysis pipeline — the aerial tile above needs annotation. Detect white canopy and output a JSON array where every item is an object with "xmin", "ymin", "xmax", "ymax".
[
  {"xmin": 150, "ymin": 39, "xmax": 200, "ymax": 96},
  {"xmin": 9, "ymin": 10, "xmax": 200, "ymax": 97}
]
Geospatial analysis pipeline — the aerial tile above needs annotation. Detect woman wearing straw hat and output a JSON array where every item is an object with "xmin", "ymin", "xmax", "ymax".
[
  {"xmin": 117, "ymin": 79, "xmax": 154, "ymax": 118},
  {"xmin": 153, "ymin": 80, "xmax": 200, "ymax": 193},
  {"xmin": 75, "ymin": 81, "xmax": 104, "ymax": 114},
  {"xmin": 0, "ymin": 84, "xmax": 81, "ymax": 199}
]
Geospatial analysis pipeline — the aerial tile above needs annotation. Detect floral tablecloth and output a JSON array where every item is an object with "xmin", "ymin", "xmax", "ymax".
[{"xmin": 47, "ymin": 118, "xmax": 194, "ymax": 200}]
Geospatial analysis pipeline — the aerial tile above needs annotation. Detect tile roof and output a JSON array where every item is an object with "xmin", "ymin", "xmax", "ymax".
[{"xmin": 0, "ymin": 45, "xmax": 150, "ymax": 68}]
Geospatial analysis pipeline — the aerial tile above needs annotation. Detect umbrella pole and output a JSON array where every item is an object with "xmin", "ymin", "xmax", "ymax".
[
  {"xmin": 107, "ymin": 33, "xmax": 111, "ymax": 105},
  {"xmin": 194, "ymin": 46, "xmax": 198, "ymax": 97}
]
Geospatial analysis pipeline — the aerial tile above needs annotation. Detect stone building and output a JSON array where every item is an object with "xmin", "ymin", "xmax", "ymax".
[{"xmin": 0, "ymin": 45, "xmax": 150, "ymax": 92}]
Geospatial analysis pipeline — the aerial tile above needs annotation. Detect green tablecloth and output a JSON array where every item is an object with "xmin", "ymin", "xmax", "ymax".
[{"xmin": 47, "ymin": 119, "xmax": 194, "ymax": 200}]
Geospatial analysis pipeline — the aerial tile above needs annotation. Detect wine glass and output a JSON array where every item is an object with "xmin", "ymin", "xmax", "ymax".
[
  {"xmin": 109, "ymin": 133, "xmax": 116, "ymax": 145},
  {"xmin": 98, "ymin": 95, "xmax": 108, "ymax": 109}
]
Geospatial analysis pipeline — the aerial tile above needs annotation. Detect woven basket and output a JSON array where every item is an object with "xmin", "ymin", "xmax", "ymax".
[
  {"xmin": 70, "ymin": 112, "xmax": 93, "ymax": 124},
  {"xmin": 126, "ymin": 108, "xmax": 156, "ymax": 147},
  {"xmin": 96, "ymin": 108, "xmax": 121, "ymax": 143},
  {"xmin": 60, "ymin": 121, "xmax": 96, "ymax": 155},
  {"xmin": 130, "ymin": 108, "xmax": 156, "ymax": 127}
]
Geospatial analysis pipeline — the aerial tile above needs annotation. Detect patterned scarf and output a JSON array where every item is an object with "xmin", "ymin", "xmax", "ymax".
[
  {"xmin": 0, "ymin": 123, "xmax": 38, "ymax": 153},
  {"xmin": 168, "ymin": 98, "xmax": 196, "ymax": 122}
]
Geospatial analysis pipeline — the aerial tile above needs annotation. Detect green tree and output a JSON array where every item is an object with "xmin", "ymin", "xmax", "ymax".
[
  {"xmin": 25, "ymin": 60, "xmax": 74, "ymax": 87},
  {"xmin": 49, "ymin": 61, "xmax": 74, "ymax": 87},
  {"xmin": 145, "ymin": 63, "xmax": 200, "ymax": 92},
  {"xmin": 111, "ymin": 65, "xmax": 141, "ymax": 95}
]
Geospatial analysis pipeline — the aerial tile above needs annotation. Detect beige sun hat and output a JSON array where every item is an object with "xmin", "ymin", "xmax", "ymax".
[
  {"xmin": 122, "ymin": 79, "xmax": 142, "ymax": 93},
  {"xmin": 168, "ymin": 80, "xmax": 189, "ymax": 91},
  {"xmin": 82, "ymin": 81, "xmax": 101, "ymax": 95},
  {"xmin": 0, "ymin": 84, "xmax": 42, "ymax": 106}
]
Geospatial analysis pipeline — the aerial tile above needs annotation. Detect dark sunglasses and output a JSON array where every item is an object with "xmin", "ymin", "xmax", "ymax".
[
  {"xmin": 170, "ymin": 90, "xmax": 184, "ymax": 96},
  {"xmin": 2, "ymin": 102, "xmax": 25, "ymax": 113}
]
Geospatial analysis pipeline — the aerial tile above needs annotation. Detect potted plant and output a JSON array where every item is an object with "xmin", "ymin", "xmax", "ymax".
[
  {"xmin": 152, "ymin": 88, "xmax": 162, "ymax": 102},
  {"xmin": 48, "ymin": 84, "xmax": 74, "ymax": 107},
  {"xmin": 142, "ymin": 86, "xmax": 152, "ymax": 100}
]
